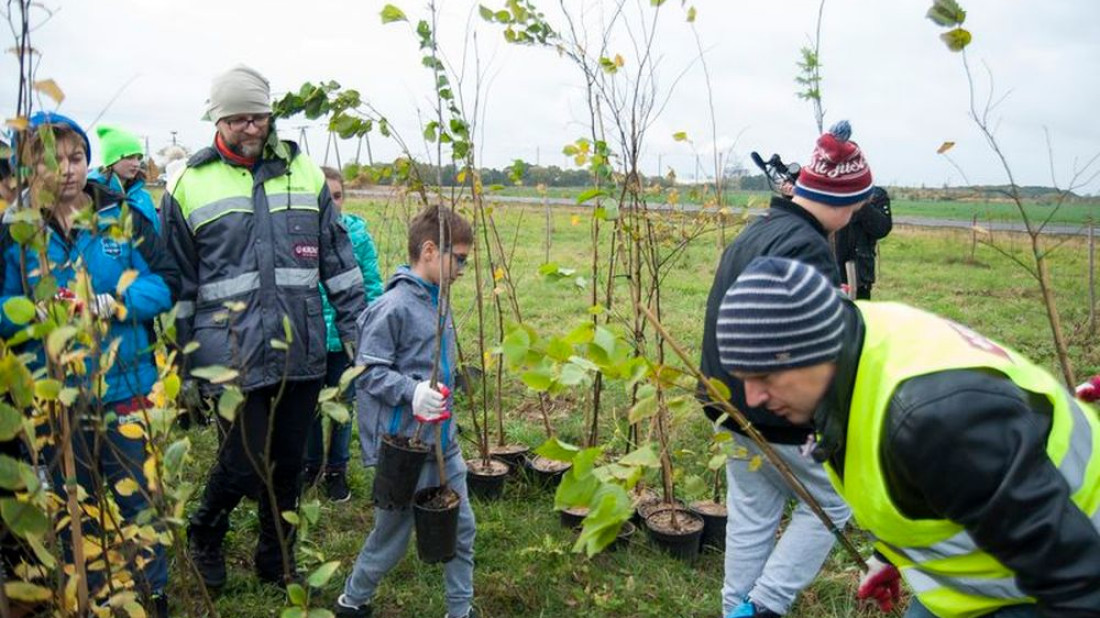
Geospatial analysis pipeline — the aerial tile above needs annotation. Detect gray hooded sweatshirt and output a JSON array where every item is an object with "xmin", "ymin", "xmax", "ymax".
[{"xmin": 355, "ymin": 266, "xmax": 458, "ymax": 466}]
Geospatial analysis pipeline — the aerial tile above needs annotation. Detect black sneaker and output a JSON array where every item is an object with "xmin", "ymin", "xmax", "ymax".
[
  {"xmin": 151, "ymin": 593, "xmax": 169, "ymax": 618},
  {"xmin": 323, "ymin": 470, "xmax": 352, "ymax": 502},
  {"xmin": 334, "ymin": 594, "xmax": 373, "ymax": 617},
  {"xmin": 188, "ymin": 540, "xmax": 227, "ymax": 590}
]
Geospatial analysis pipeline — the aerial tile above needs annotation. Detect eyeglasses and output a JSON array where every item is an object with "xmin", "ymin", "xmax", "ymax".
[{"xmin": 224, "ymin": 114, "xmax": 271, "ymax": 131}]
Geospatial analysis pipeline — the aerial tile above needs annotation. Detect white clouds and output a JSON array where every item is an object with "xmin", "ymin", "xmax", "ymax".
[{"xmin": 4, "ymin": 0, "xmax": 1097, "ymax": 192}]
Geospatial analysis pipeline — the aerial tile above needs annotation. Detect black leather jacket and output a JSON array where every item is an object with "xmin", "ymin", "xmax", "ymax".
[
  {"xmin": 815, "ymin": 302, "xmax": 1100, "ymax": 617},
  {"xmin": 700, "ymin": 196, "xmax": 840, "ymax": 444}
]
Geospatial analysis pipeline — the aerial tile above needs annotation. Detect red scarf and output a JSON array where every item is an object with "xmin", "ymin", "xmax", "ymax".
[{"xmin": 215, "ymin": 133, "xmax": 257, "ymax": 167}]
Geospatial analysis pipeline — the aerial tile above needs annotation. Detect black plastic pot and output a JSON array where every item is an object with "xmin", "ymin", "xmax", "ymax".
[
  {"xmin": 644, "ymin": 507, "xmax": 705, "ymax": 561},
  {"xmin": 372, "ymin": 435, "xmax": 429, "ymax": 510},
  {"xmin": 489, "ymin": 443, "xmax": 531, "ymax": 472},
  {"xmin": 607, "ymin": 521, "xmax": 635, "ymax": 552},
  {"xmin": 413, "ymin": 485, "xmax": 460, "ymax": 564},
  {"xmin": 636, "ymin": 499, "xmax": 685, "ymax": 528},
  {"xmin": 466, "ymin": 458, "xmax": 510, "ymax": 501},
  {"xmin": 525, "ymin": 455, "xmax": 571, "ymax": 488},
  {"xmin": 689, "ymin": 500, "xmax": 728, "ymax": 553},
  {"xmin": 558, "ymin": 506, "xmax": 589, "ymax": 530}
]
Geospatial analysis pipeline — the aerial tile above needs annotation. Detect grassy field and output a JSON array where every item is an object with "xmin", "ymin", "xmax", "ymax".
[
  {"xmin": 177, "ymin": 195, "xmax": 1100, "ymax": 618},
  {"xmin": 482, "ymin": 186, "xmax": 1100, "ymax": 226}
]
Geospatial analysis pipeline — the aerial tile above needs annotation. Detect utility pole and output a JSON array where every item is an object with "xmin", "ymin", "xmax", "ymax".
[{"xmin": 294, "ymin": 125, "xmax": 311, "ymax": 155}]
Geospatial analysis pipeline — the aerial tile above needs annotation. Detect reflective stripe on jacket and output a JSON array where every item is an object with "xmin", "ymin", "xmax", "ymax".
[
  {"xmin": 831, "ymin": 302, "xmax": 1100, "ymax": 618},
  {"xmin": 162, "ymin": 142, "xmax": 366, "ymax": 391}
]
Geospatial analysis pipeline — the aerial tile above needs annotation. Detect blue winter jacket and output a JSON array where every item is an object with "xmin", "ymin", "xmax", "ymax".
[{"xmin": 0, "ymin": 187, "xmax": 172, "ymax": 404}]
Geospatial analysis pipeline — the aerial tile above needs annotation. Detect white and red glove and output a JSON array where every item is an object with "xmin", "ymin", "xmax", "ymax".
[
  {"xmin": 1075, "ymin": 375, "xmax": 1100, "ymax": 403},
  {"xmin": 857, "ymin": 555, "xmax": 901, "ymax": 613},
  {"xmin": 413, "ymin": 381, "xmax": 451, "ymax": 424}
]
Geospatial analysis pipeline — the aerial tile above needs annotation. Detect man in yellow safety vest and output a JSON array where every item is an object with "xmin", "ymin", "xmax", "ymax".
[{"xmin": 714, "ymin": 256, "xmax": 1100, "ymax": 618}]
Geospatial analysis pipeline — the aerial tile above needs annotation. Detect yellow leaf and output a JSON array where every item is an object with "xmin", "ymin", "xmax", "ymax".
[
  {"xmin": 937, "ymin": 141, "xmax": 956, "ymax": 154},
  {"xmin": 748, "ymin": 455, "xmax": 763, "ymax": 472},
  {"xmin": 114, "ymin": 478, "xmax": 140, "ymax": 497},
  {"xmin": 4, "ymin": 581, "xmax": 52, "ymax": 602},
  {"xmin": 687, "ymin": 6, "xmax": 697, "ymax": 22},
  {"xmin": 5, "ymin": 116, "xmax": 28, "ymax": 131},
  {"xmin": 115, "ymin": 269, "xmax": 138, "ymax": 296},
  {"xmin": 493, "ymin": 267, "xmax": 505, "ymax": 281},
  {"xmin": 33, "ymin": 79, "xmax": 65, "ymax": 104},
  {"xmin": 456, "ymin": 168, "xmax": 467, "ymax": 184},
  {"xmin": 614, "ymin": 53, "xmax": 625, "ymax": 67},
  {"xmin": 143, "ymin": 456, "xmax": 159, "ymax": 492},
  {"xmin": 570, "ymin": 215, "xmax": 581, "ymax": 226},
  {"xmin": 672, "ymin": 131, "xmax": 689, "ymax": 142},
  {"xmin": 117, "ymin": 422, "xmax": 145, "ymax": 440}
]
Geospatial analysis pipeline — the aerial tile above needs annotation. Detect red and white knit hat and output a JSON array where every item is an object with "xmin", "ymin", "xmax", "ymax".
[{"xmin": 794, "ymin": 120, "xmax": 873, "ymax": 207}]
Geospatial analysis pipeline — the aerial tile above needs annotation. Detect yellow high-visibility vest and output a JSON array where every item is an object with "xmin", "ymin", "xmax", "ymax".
[{"xmin": 829, "ymin": 302, "xmax": 1100, "ymax": 618}]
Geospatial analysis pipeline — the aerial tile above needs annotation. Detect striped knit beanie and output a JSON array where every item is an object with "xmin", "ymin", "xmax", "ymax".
[
  {"xmin": 794, "ymin": 120, "xmax": 873, "ymax": 207},
  {"xmin": 717, "ymin": 257, "xmax": 845, "ymax": 373}
]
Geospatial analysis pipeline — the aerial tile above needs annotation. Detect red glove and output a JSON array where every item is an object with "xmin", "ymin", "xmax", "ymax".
[
  {"xmin": 1075, "ymin": 375, "xmax": 1100, "ymax": 402},
  {"xmin": 55, "ymin": 287, "xmax": 85, "ymax": 313},
  {"xmin": 857, "ymin": 555, "xmax": 901, "ymax": 612}
]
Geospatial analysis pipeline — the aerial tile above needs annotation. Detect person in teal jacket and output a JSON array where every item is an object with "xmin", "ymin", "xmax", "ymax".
[
  {"xmin": 1, "ymin": 112, "xmax": 172, "ymax": 617},
  {"xmin": 304, "ymin": 166, "xmax": 384, "ymax": 501},
  {"xmin": 88, "ymin": 124, "xmax": 160, "ymax": 235}
]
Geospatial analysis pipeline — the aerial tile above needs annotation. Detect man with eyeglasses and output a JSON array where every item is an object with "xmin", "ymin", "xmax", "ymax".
[{"xmin": 161, "ymin": 64, "xmax": 366, "ymax": 591}]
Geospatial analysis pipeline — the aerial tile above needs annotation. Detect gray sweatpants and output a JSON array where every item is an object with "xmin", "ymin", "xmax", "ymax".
[
  {"xmin": 721, "ymin": 432, "xmax": 851, "ymax": 616},
  {"xmin": 342, "ymin": 452, "xmax": 476, "ymax": 618}
]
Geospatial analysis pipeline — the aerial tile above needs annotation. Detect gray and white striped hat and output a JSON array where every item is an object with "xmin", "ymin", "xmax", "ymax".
[{"xmin": 717, "ymin": 257, "xmax": 845, "ymax": 373}]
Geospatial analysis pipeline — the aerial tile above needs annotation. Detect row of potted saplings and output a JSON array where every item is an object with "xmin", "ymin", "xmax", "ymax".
[{"xmin": 373, "ymin": 423, "xmax": 727, "ymax": 563}]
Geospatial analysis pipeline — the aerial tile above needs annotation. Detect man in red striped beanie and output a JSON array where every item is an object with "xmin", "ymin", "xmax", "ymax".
[{"xmin": 700, "ymin": 120, "xmax": 874, "ymax": 618}]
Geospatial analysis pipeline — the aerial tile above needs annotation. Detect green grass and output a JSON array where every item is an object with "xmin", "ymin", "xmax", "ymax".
[
  {"xmin": 172, "ymin": 196, "xmax": 1099, "ymax": 618},
  {"xmin": 482, "ymin": 186, "xmax": 1100, "ymax": 226}
]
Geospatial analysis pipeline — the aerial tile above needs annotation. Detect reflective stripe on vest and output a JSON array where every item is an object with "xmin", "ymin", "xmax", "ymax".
[
  {"xmin": 198, "ymin": 268, "xmax": 321, "ymax": 302},
  {"xmin": 830, "ymin": 302, "xmax": 1100, "ymax": 618},
  {"xmin": 325, "ymin": 268, "xmax": 364, "ymax": 294},
  {"xmin": 268, "ymin": 192, "xmax": 319, "ymax": 212}
]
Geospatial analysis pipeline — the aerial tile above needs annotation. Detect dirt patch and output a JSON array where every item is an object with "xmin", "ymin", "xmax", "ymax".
[
  {"xmin": 646, "ymin": 508, "xmax": 704, "ymax": 535},
  {"xmin": 416, "ymin": 486, "xmax": 460, "ymax": 510},
  {"xmin": 469, "ymin": 458, "xmax": 510, "ymax": 477}
]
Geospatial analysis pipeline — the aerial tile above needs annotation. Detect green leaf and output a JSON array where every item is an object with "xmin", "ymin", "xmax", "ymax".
[
  {"xmin": 191, "ymin": 365, "xmax": 240, "ymax": 385},
  {"xmin": 572, "ymin": 446, "xmax": 603, "ymax": 476},
  {"xmin": 501, "ymin": 327, "xmax": 531, "ymax": 366},
  {"xmin": 307, "ymin": 560, "xmax": 341, "ymax": 588},
  {"xmin": 534, "ymin": 436, "xmax": 580, "ymax": 462},
  {"xmin": 940, "ymin": 27, "xmax": 972, "ymax": 51},
  {"xmin": 3, "ymin": 582, "xmax": 52, "ymax": 602},
  {"xmin": 686, "ymin": 6, "xmax": 696, "ymax": 22},
  {"xmin": 628, "ymin": 385, "xmax": 659, "ymax": 424},
  {"xmin": 33, "ymin": 379, "xmax": 61, "ymax": 401},
  {"xmin": 280, "ymin": 608, "xmax": 305, "ymax": 618},
  {"xmin": 520, "ymin": 367, "xmax": 553, "ymax": 392},
  {"xmin": 573, "ymin": 484, "xmax": 632, "ymax": 556},
  {"xmin": 707, "ymin": 377, "xmax": 732, "ymax": 402},
  {"xmin": 3, "ymin": 296, "xmax": 36, "ymax": 325},
  {"xmin": 672, "ymin": 131, "xmax": 689, "ymax": 142},
  {"xmin": 682, "ymin": 474, "xmax": 707, "ymax": 499},
  {"xmin": 321, "ymin": 400, "xmax": 350, "ymax": 424},
  {"xmin": 618, "ymin": 444, "xmax": 661, "ymax": 468},
  {"xmin": 0, "ymin": 403, "xmax": 22, "ymax": 442},
  {"xmin": 0, "ymin": 454, "xmax": 30, "ymax": 490},
  {"xmin": 46, "ymin": 325, "xmax": 78, "ymax": 359},
  {"xmin": 282, "ymin": 511, "xmax": 301, "ymax": 526},
  {"xmin": 307, "ymin": 610, "xmax": 335, "ymax": 618},
  {"xmin": 286, "ymin": 583, "xmax": 307, "ymax": 606},
  {"xmin": 163, "ymin": 438, "xmax": 191, "ymax": 476},
  {"xmin": 545, "ymin": 338, "xmax": 572, "ymax": 363},
  {"xmin": 217, "ymin": 387, "xmax": 244, "ymax": 423},
  {"xmin": 270, "ymin": 338, "xmax": 288, "ymax": 351},
  {"xmin": 708, "ymin": 453, "xmax": 728, "ymax": 471},
  {"xmin": 1, "ymin": 498, "xmax": 49, "ymax": 538},
  {"xmin": 558, "ymin": 362, "xmax": 588, "ymax": 387},
  {"xmin": 563, "ymin": 323, "xmax": 595, "ymax": 346},
  {"xmin": 926, "ymin": 0, "xmax": 966, "ymax": 27},
  {"xmin": 554, "ymin": 466, "xmax": 600, "ymax": 510},
  {"xmin": 575, "ymin": 188, "xmax": 607, "ymax": 204},
  {"xmin": 478, "ymin": 5, "xmax": 494, "ymax": 20},
  {"xmin": 380, "ymin": 4, "xmax": 407, "ymax": 23}
]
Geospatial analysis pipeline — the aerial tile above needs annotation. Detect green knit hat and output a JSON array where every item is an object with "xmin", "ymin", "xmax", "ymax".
[{"xmin": 95, "ymin": 125, "xmax": 143, "ymax": 168}]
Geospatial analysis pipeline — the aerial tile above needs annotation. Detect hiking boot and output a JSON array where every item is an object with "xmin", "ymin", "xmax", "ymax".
[
  {"xmin": 323, "ymin": 470, "xmax": 352, "ymax": 502},
  {"xmin": 334, "ymin": 593, "xmax": 373, "ymax": 617},
  {"xmin": 188, "ymin": 539, "xmax": 227, "ymax": 590}
]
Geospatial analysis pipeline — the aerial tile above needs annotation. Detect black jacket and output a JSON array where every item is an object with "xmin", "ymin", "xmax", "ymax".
[
  {"xmin": 835, "ymin": 187, "xmax": 891, "ymax": 293},
  {"xmin": 816, "ymin": 302, "xmax": 1100, "ymax": 617},
  {"xmin": 699, "ymin": 196, "xmax": 839, "ymax": 444}
]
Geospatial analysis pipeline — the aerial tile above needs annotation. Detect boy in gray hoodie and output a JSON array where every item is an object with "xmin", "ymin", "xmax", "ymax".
[{"xmin": 335, "ymin": 205, "xmax": 477, "ymax": 618}]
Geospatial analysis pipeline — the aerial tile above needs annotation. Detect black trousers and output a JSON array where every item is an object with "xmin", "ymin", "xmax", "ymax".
[{"xmin": 189, "ymin": 379, "xmax": 321, "ymax": 578}]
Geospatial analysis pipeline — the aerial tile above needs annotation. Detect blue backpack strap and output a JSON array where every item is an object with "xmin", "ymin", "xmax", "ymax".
[{"xmin": 388, "ymin": 404, "xmax": 402, "ymax": 435}]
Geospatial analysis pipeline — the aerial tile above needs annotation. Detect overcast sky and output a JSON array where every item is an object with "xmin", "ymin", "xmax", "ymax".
[{"xmin": 5, "ymin": 0, "xmax": 1099, "ymax": 193}]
